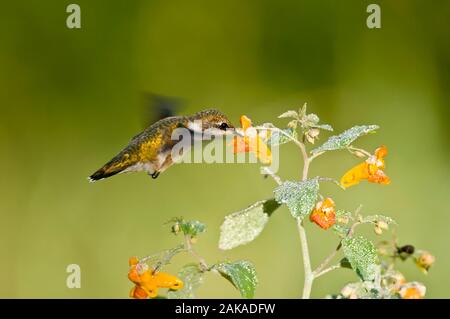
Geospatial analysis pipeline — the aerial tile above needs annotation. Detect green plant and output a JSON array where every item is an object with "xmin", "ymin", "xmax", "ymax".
[{"xmin": 128, "ymin": 104, "xmax": 434, "ymax": 299}]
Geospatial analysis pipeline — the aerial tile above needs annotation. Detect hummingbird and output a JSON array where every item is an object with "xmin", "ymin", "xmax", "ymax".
[{"xmin": 88, "ymin": 109, "xmax": 234, "ymax": 182}]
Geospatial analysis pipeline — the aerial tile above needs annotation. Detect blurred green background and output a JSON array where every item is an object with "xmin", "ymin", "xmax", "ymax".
[{"xmin": 0, "ymin": 0, "xmax": 449, "ymax": 298}]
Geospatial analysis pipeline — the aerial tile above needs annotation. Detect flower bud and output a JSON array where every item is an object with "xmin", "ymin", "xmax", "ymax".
[
  {"xmin": 305, "ymin": 128, "xmax": 320, "ymax": 144},
  {"xmin": 171, "ymin": 223, "xmax": 181, "ymax": 235},
  {"xmin": 415, "ymin": 251, "xmax": 435, "ymax": 274},
  {"xmin": 377, "ymin": 220, "xmax": 389, "ymax": 230},
  {"xmin": 340, "ymin": 283, "xmax": 359, "ymax": 299},
  {"xmin": 374, "ymin": 225, "xmax": 383, "ymax": 235}
]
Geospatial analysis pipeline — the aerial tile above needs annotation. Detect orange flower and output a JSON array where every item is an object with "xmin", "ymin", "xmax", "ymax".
[
  {"xmin": 401, "ymin": 287, "xmax": 423, "ymax": 299},
  {"xmin": 153, "ymin": 272, "xmax": 184, "ymax": 290},
  {"xmin": 310, "ymin": 198, "xmax": 336, "ymax": 230},
  {"xmin": 340, "ymin": 146, "xmax": 390, "ymax": 189},
  {"xmin": 128, "ymin": 256, "xmax": 183, "ymax": 299},
  {"xmin": 399, "ymin": 282, "xmax": 426, "ymax": 299},
  {"xmin": 230, "ymin": 115, "xmax": 272, "ymax": 164},
  {"xmin": 130, "ymin": 285, "xmax": 153, "ymax": 299}
]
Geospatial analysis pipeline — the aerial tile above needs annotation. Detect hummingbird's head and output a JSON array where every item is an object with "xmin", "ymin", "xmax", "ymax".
[{"xmin": 188, "ymin": 109, "xmax": 235, "ymax": 135}]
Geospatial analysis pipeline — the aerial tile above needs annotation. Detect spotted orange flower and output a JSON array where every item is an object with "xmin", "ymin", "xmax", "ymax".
[
  {"xmin": 152, "ymin": 272, "xmax": 184, "ymax": 290},
  {"xmin": 128, "ymin": 257, "xmax": 183, "ymax": 299},
  {"xmin": 340, "ymin": 146, "xmax": 390, "ymax": 189},
  {"xmin": 230, "ymin": 115, "xmax": 272, "ymax": 164},
  {"xmin": 310, "ymin": 198, "xmax": 336, "ymax": 230}
]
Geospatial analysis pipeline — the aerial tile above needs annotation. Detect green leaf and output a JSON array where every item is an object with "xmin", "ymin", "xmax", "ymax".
[
  {"xmin": 361, "ymin": 215, "xmax": 396, "ymax": 225},
  {"xmin": 305, "ymin": 113, "xmax": 320, "ymax": 124},
  {"xmin": 167, "ymin": 264, "xmax": 204, "ymax": 299},
  {"xmin": 265, "ymin": 128, "xmax": 298, "ymax": 146},
  {"xmin": 333, "ymin": 224, "xmax": 350, "ymax": 238},
  {"xmin": 179, "ymin": 220, "xmax": 206, "ymax": 237},
  {"xmin": 274, "ymin": 179, "xmax": 319, "ymax": 220},
  {"xmin": 313, "ymin": 123, "xmax": 334, "ymax": 131},
  {"xmin": 335, "ymin": 209, "xmax": 352, "ymax": 221},
  {"xmin": 213, "ymin": 261, "xmax": 258, "ymax": 299},
  {"xmin": 278, "ymin": 110, "xmax": 298, "ymax": 119},
  {"xmin": 142, "ymin": 245, "xmax": 185, "ymax": 270},
  {"xmin": 219, "ymin": 199, "xmax": 280, "ymax": 250},
  {"xmin": 299, "ymin": 103, "xmax": 307, "ymax": 117},
  {"xmin": 342, "ymin": 236, "xmax": 378, "ymax": 281},
  {"xmin": 339, "ymin": 257, "xmax": 352, "ymax": 269},
  {"xmin": 311, "ymin": 125, "xmax": 379, "ymax": 154}
]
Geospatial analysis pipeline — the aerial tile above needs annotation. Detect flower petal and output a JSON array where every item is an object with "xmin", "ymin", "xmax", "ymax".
[
  {"xmin": 375, "ymin": 145, "xmax": 388, "ymax": 158},
  {"xmin": 340, "ymin": 162, "xmax": 369, "ymax": 189},
  {"xmin": 130, "ymin": 286, "xmax": 149, "ymax": 299},
  {"xmin": 240, "ymin": 115, "xmax": 252, "ymax": 131}
]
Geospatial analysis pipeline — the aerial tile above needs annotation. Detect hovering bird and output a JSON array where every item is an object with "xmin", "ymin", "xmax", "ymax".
[{"xmin": 89, "ymin": 109, "xmax": 234, "ymax": 182}]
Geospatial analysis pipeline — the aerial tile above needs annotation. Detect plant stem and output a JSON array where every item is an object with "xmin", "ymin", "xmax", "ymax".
[
  {"xmin": 347, "ymin": 146, "xmax": 371, "ymax": 157},
  {"xmin": 312, "ymin": 205, "xmax": 364, "ymax": 276},
  {"xmin": 184, "ymin": 235, "xmax": 209, "ymax": 271},
  {"xmin": 261, "ymin": 167, "xmax": 283, "ymax": 185},
  {"xmin": 318, "ymin": 177, "xmax": 345, "ymax": 190},
  {"xmin": 314, "ymin": 263, "xmax": 342, "ymax": 278},
  {"xmin": 295, "ymin": 138, "xmax": 315, "ymax": 299},
  {"xmin": 297, "ymin": 218, "xmax": 313, "ymax": 299},
  {"xmin": 298, "ymin": 142, "xmax": 309, "ymax": 182},
  {"xmin": 308, "ymin": 150, "xmax": 325, "ymax": 163},
  {"xmin": 313, "ymin": 242, "xmax": 342, "ymax": 276},
  {"xmin": 263, "ymin": 127, "xmax": 336, "ymax": 298}
]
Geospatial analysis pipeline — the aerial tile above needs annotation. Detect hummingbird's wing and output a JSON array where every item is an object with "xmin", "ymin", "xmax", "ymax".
[{"xmin": 141, "ymin": 93, "xmax": 183, "ymax": 128}]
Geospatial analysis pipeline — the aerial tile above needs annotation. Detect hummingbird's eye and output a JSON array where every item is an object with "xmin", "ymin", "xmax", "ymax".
[{"xmin": 219, "ymin": 122, "xmax": 229, "ymax": 130}]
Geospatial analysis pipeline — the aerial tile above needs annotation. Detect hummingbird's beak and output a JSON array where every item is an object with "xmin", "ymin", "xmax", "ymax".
[{"xmin": 229, "ymin": 128, "xmax": 245, "ymax": 137}]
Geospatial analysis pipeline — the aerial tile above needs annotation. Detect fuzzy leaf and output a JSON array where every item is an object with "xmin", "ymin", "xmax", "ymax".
[
  {"xmin": 213, "ymin": 261, "xmax": 258, "ymax": 299},
  {"xmin": 274, "ymin": 179, "xmax": 319, "ymax": 220},
  {"xmin": 339, "ymin": 257, "xmax": 353, "ymax": 269},
  {"xmin": 306, "ymin": 113, "xmax": 320, "ymax": 124},
  {"xmin": 287, "ymin": 120, "xmax": 298, "ymax": 129},
  {"xmin": 362, "ymin": 215, "xmax": 396, "ymax": 225},
  {"xmin": 219, "ymin": 199, "xmax": 280, "ymax": 250},
  {"xmin": 167, "ymin": 264, "xmax": 203, "ymax": 299},
  {"xmin": 336, "ymin": 209, "xmax": 352, "ymax": 220},
  {"xmin": 313, "ymin": 123, "xmax": 334, "ymax": 131},
  {"xmin": 311, "ymin": 125, "xmax": 379, "ymax": 154},
  {"xmin": 299, "ymin": 103, "xmax": 307, "ymax": 117},
  {"xmin": 278, "ymin": 110, "xmax": 298, "ymax": 119},
  {"xmin": 144, "ymin": 245, "xmax": 185, "ymax": 270},
  {"xmin": 342, "ymin": 236, "xmax": 378, "ymax": 281},
  {"xmin": 333, "ymin": 224, "xmax": 350, "ymax": 238},
  {"xmin": 265, "ymin": 128, "xmax": 298, "ymax": 146}
]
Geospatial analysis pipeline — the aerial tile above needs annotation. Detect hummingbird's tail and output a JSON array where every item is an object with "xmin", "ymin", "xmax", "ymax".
[{"xmin": 88, "ymin": 152, "xmax": 136, "ymax": 182}]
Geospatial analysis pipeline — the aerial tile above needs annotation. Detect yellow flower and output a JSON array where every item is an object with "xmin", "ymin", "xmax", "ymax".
[
  {"xmin": 340, "ymin": 146, "xmax": 390, "ymax": 188},
  {"xmin": 230, "ymin": 115, "xmax": 272, "ymax": 164}
]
